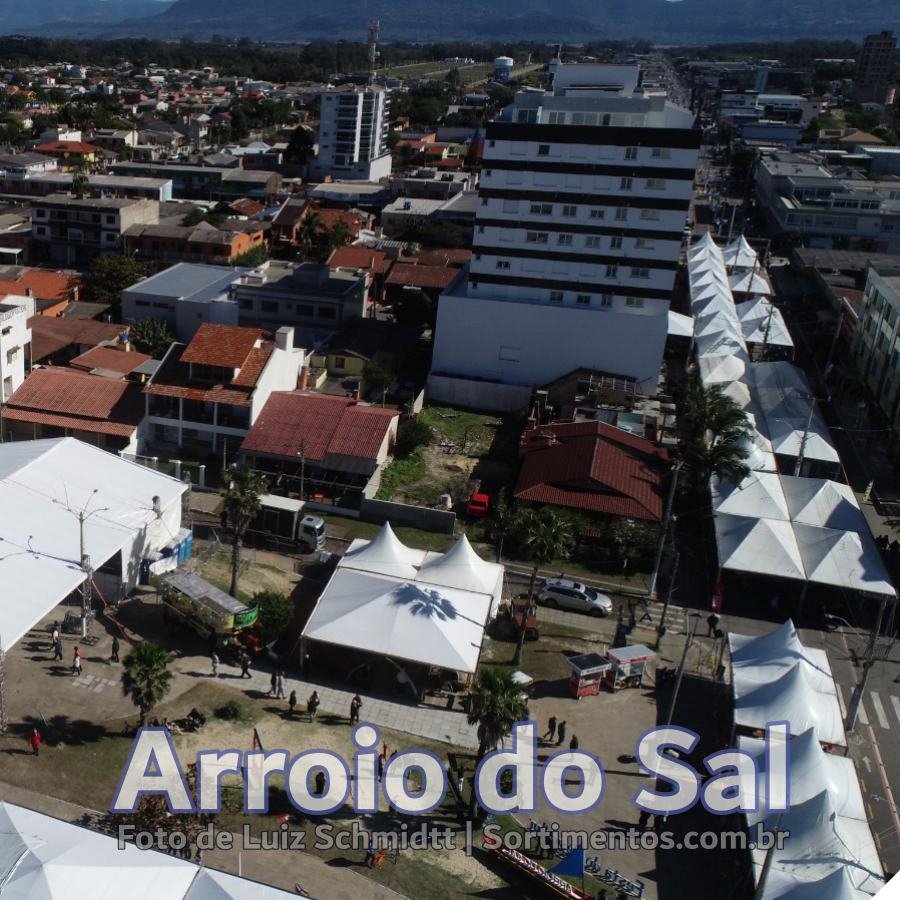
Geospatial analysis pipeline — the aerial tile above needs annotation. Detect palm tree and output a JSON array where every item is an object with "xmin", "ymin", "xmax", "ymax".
[
  {"xmin": 686, "ymin": 436, "xmax": 751, "ymax": 489},
  {"xmin": 514, "ymin": 507, "xmax": 575, "ymax": 665},
  {"xmin": 121, "ymin": 642, "xmax": 173, "ymax": 726},
  {"xmin": 467, "ymin": 668, "xmax": 529, "ymax": 760},
  {"xmin": 487, "ymin": 491, "xmax": 518, "ymax": 563},
  {"xmin": 297, "ymin": 210, "xmax": 320, "ymax": 261},
  {"xmin": 70, "ymin": 156, "xmax": 91, "ymax": 199},
  {"xmin": 220, "ymin": 464, "xmax": 264, "ymax": 597}
]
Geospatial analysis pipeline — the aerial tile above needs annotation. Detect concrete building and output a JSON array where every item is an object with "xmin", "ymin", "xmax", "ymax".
[
  {"xmin": 142, "ymin": 323, "xmax": 306, "ymax": 457},
  {"xmin": 0, "ymin": 296, "xmax": 32, "ymax": 402},
  {"xmin": 30, "ymin": 195, "xmax": 160, "ymax": 267},
  {"xmin": 429, "ymin": 63, "xmax": 700, "ymax": 411},
  {"xmin": 121, "ymin": 263, "xmax": 247, "ymax": 341},
  {"xmin": 109, "ymin": 162, "xmax": 281, "ymax": 202},
  {"xmin": 8, "ymin": 173, "xmax": 174, "ymax": 202},
  {"xmin": 854, "ymin": 31, "xmax": 896, "ymax": 103},
  {"xmin": 230, "ymin": 261, "xmax": 368, "ymax": 347},
  {"xmin": 308, "ymin": 84, "xmax": 392, "ymax": 182},
  {"xmin": 851, "ymin": 268, "xmax": 900, "ymax": 439},
  {"xmin": 755, "ymin": 151, "xmax": 900, "ymax": 253}
]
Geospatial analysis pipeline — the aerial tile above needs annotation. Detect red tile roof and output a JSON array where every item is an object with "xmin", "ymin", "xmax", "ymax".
[
  {"xmin": 180, "ymin": 324, "xmax": 264, "ymax": 368},
  {"xmin": 385, "ymin": 263, "xmax": 459, "ymax": 290},
  {"xmin": 28, "ymin": 316, "xmax": 126, "ymax": 362},
  {"xmin": 414, "ymin": 248, "xmax": 472, "ymax": 268},
  {"xmin": 4, "ymin": 368, "xmax": 143, "ymax": 437},
  {"xmin": 69, "ymin": 346, "xmax": 151, "ymax": 375},
  {"xmin": 241, "ymin": 391, "xmax": 398, "ymax": 466},
  {"xmin": 34, "ymin": 141, "xmax": 101, "ymax": 154},
  {"xmin": 0, "ymin": 269, "xmax": 81, "ymax": 304},
  {"xmin": 514, "ymin": 420, "xmax": 669, "ymax": 521},
  {"xmin": 327, "ymin": 246, "xmax": 390, "ymax": 275}
]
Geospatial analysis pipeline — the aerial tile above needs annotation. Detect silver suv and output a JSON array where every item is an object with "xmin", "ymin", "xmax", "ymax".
[{"xmin": 537, "ymin": 579, "xmax": 613, "ymax": 617}]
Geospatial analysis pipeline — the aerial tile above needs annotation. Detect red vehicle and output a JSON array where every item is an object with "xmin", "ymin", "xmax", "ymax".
[{"xmin": 466, "ymin": 492, "xmax": 490, "ymax": 518}]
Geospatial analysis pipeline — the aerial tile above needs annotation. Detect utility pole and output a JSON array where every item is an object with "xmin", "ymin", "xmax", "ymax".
[
  {"xmin": 53, "ymin": 490, "xmax": 109, "ymax": 638},
  {"xmin": 845, "ymin": 594, "xmax": 889, "ymax": 732},
  {"xmin": 753, "ymin": 813, "xmax": 784, "ymax": 900},
  {"xmin": 792, "ymin": 397, "xmax": 817, "ymax": 477},
  {"xmin": 646, "ymin": 461, "xmax": 682, "ymax": 601},
  {"xmin": 665, "ymin": 612, "xmax": 702, "ymax": 729},
  {"xmin": 758, "ymin": 300, "xmax": 775, "ymax": 361},
  {"xmin": 654, "ymin": 551, "xmax": 679, "ymax": 652},
  {"xmin": 298, "ymin": 439, "xmax": 306, "ymax": 501}
]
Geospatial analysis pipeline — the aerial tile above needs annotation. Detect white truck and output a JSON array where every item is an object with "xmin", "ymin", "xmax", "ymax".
[{"xmin": 251, "ymin": 495, "xmax": 326, "ymax": 552}]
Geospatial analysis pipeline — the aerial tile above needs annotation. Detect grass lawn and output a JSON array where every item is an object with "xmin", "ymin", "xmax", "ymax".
[
  {"xmin": 193, "ymin": 549, "xmax": 298, "ymax": 603},
  {"xmin": 479, "ymin": 621, "xmax": 603, "ymax": 683},
  {"xmin": 375, "ymin": 447, "xmax": 428, "ymax": 501},
  {"xmin": 419, "ymin": 406, "xmax": 500, "ymax": 455}
]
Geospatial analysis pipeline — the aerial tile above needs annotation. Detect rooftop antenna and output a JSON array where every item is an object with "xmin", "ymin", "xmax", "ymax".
[{"xmin": 367, "ymin": 20, "xmax": 380, "ymax": 79}]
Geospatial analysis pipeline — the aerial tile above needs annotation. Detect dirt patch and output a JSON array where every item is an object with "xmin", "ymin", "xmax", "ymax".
[{"xmin": 188, "ymin": 545, "xmax": 299, "ymax": 602}]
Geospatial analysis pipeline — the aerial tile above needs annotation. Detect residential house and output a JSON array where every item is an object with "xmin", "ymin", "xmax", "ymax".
[
  {"xmin": 0, "ymin": 266, "xmax": 82, "ymax": 317},
  {"xmin": 28, "ymin": 316, "xmax": 127, "ymax": 366},
  {"xmin": 308, "ymin": 318, "xmax": 422, "ymax": 383},
  {"xmin": 327, "ymin": 246, "xmax": 390, "ymax": 303},
  {"xmin": 109, "ymin": 162, "xmax": 282, "ymax": 202},
  {"xmin": 240, "ymin": 391, "xmax": 400, "ymax": 504},
  {"xmin": 30, "ymin": 195, "xmax": 160, "ymax": 267},
  {"xmin": 32, "ymin": 141, "xmax": 101, "ymax": 169},
  {"xmin": 0, "ymin": 153, "xmax": 58, "ymax": 185},
  {"xmin": 125, "ymin": 219, "xmax": 268, "ymax": 266},
  {"xmin": 69, "ymin": 345, "xmax": 154, "ymax": 380},
  {"xmin": 514, "ymin": 420, "xmax": 669, "ymax": 523},
  {"xmin": 142, "ymin": 323, "xmax": 306, "ymax": 458},
  {"xmin": 1, "ymin": 367, "xmax": 145, "ymax": 453},
  {"xmin": 0, "ymin": 297, "xmax": 32, "ymax": 401}
]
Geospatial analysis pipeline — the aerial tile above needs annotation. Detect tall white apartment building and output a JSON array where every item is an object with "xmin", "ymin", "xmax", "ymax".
[
  {"xmin": 0, "ymin": 294, "xmax": 33, "ymax": 403},
  {"xmin": 429, "ymin": 64, "xmax": 700, "ymax": 410},
  {"xmin": 308, "ymin": 84, "xmax": 392, "ymax": 182}
]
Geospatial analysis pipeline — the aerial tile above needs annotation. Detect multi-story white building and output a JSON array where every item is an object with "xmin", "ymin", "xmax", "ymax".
[
  {"xmin": 308, "ymin": 84, "xmax": 392, "ymax": 183},
  {"xmin": 0, "ymin": 295, "xmax": 32, "ymax": 402},
  {"xmin": 429, "ymin": 63, "xmax": 700, "ymax": 410}
]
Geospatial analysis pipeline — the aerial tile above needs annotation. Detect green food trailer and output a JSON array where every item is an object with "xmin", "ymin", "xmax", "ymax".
[{"xmin": 157, "ymin": 570, "xmax": 258, "ymax": 638}]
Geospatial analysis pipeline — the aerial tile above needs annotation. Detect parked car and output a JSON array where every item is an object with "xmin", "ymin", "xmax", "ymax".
[
  {"xmin": 466, "ymin": 492, "xmax": 490, "ymax": 518},
  {"xmin": 537, "ymin": 579, "xmax": 613, "ymax": 617}
]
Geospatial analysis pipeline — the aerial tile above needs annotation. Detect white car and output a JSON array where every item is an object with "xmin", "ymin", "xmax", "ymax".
[{"xmin": 537, "ymin": 579, "xmax": 613, "ymax": 617}]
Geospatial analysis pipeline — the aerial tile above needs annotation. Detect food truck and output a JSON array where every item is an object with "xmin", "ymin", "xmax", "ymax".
[
  {"xmin": 157, "ymin": 570, "xmax": 258, "ymax": 640},
  {"xmin": 566, "ymin": 652, "xmax": 611, "ymax": 699},
  {"xmin": 605, "ymin": 644, "xmax": 656, "ymax": 692}
]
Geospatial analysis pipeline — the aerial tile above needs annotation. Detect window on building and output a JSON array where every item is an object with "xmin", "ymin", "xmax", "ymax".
[
  {"xmin": 630, "ymin": 267, "xmax": 650, "ymax": 279},
  {"xmin": 538, "ymin": 144, "xmax": 550, "ymax": 155},
  {"xmin": 600, "ymin": 293, "xmax": 613, "ymax": 307},
  {"xmin": 526, "ymin": 232, "xmax": 549, "ymax": 243},
  {"xmin": 549, "ymin": 291, "xmax": 564, "ymax": 302},
  {"xmin": 640, "ymin": 209, "xmax": 660, "ymax": 221},
  {"xmin": 562, "ymin": 205, "xmax": 577, "ymax": 217},
  {"xmin": 135, "ymin": 299, "xmax": 151, "ymax": 307},
  {"xmin": 297, "ymin": 304, "xmax": 314, "ymax": 317},
  {"xmin": 606, "ymin": 264, "xmax": 618, "ymax": 277},
  {"xmin": 620, "ymin": 177, "xmax": 633, "ymax": 191},
  {"xmin": 624, "ymin": 147, "xmax": 638, "ymax": 160},
  {"xmin": 318, "ymin": 307, "xmax": 337, "ymax": 319},
  {"xmin": 104, "ymin": 215, "xmax": 116, "ymax": 226},
  {"xmin": 650, "ymin": 148, "xmax": 671, "ymax": 159},
  {"xmin": 576, "ymin": 294, "xmax": 591, "ymax": 306},
  {"xmin": 585, "ymin": 236, "xmax": 602, "ymax": 249},
  {"xmin": 530, "ymin": 203, "xmax": 553, "ymax": 215},
  {"xmin": 334, "ymin": 356, "xmax": 346, "ymax": 370},
  {"xmin": 625, "ymin": 296, "xmax": 644, "ymax": 308},
  {"xmin": 610, "ymin": 236, "xmax": 623, "ymax": 249},
  {"xmin": 558, "ymin": 234, "xmax": 573, "ymax": 246},
  {"xmin": 589, "ymin": 209, "xmax": 605, "ymax": 219},
  {"xmin": 645, "ymin": 178, "xmax": 665, "ymax": 189},
  {"xmin": 261, "ymin": 300, "xmax": 278, "ymax": 313},
  {"xmin": 615, "ymin": 208, "xmax": 628, "ymax": 221},
  {"xmin": 496, "ymin": 260, "xmax": 510, "ymax": 269},
  {"xmin": 481, "ymin": 198, "xmax": 488, "ymax": 206},
  {"xmin": 635, "ymin": 238, "xmax": 655, "ymax": 249}
]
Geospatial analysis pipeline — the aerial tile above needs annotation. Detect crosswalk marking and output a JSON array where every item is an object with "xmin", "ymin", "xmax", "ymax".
[
  {"xmin": 869, "ymin": 692, "xmax": 890, "ymax": 730},
  {"xmin": 858, "ymin": 698, "xmax": 869, "ymax": 726},
  {"xmin": 891, "ymin": 695, "xmax": 900, "ymax": 728}
]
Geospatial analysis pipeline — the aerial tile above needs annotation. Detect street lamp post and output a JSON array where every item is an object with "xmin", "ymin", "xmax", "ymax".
[{"xmin": 665, "ymin": 612, "xmax": 702, "ymax": 730}]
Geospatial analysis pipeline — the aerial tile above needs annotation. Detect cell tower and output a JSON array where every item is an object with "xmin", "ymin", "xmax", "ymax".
[{"xmin": 367, "ymin": 20, "xmax": 380, "ymax": 77}]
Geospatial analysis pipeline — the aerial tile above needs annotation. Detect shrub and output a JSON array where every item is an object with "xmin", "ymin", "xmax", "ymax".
[
  {"xmin": 215, "ymin": 699, "xmax": 245, "ymax": 721},
  {"xmin": 253, "ymin": 588, "xmax": 294, "ymax": 645},
  {"xmin": 394, "ymin": 418, "xmax": 435, "ymax": 458}
]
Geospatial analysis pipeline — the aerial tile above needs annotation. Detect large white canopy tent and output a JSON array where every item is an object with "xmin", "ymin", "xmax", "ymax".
[
  {"xmin": 730, "ymin": 268, "xmax": 774, "ymax": 296},
  {"xmin": 736, "ymin": 297, "xmax": 794, "ymax": 349},
  {"xmin": 302, "ymin": 524, "xmax": 503, "ymax": 676},
  {"xmin": 748, "ymin": 790, "xmax": 883, "ymax": 895},
  {"xmin": 732, "ymin": 661, "xmax": 846, "ymax": 747},
  {"xmin": 0, "ymin": 802, "xmax": 295, "ymax": 898},
  {"xmin": 711, "ymin": 472, "xmax": 790, "ymax": 521},
  {"xmin": 758, "ymin": 868, "xmax": 875, "ymax": 900},
  {"xmin": 714, "ymin": 513, "xmax": 807, "ymax": 581},
  {"xmin": 723, "ymin": 234, "xmax": 759, "ymax": 271},
  {"xmin": 0, "ymin": 438, "xmax": 188, "ymax": 649}
]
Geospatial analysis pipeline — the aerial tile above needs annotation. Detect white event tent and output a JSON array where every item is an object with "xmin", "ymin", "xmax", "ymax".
[
  {"xmin": 302, "ymin": 524, "xmax": 503, "ymax": 676},
  {"xmin": 0, "ymin": 802, "xmax": 295, "ymax": 898},
  {"xmin": 0, "ymin": 438, "xmax": 188, "ymax": 649},
  {"xmin": 735, "ymin": 296, "xmax": 794, "ymax": 349},
  {"xmin": 723, "ymin": 234, "xmax": 758, "ymax": 271}
]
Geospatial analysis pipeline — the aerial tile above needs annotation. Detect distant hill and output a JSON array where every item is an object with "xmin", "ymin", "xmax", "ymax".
[
  {"xmin": 0, "ymin": 0, "xmax": 172, "ymax": 34},
  {"xmin": 14, "ymin": 0, "xmax": 900, "ymax": 43}
]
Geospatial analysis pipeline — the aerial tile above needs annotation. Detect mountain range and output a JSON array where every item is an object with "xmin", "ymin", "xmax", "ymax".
[{"xmin": 4, "ymin": 0, "xmax": 900, "ymax": 43}]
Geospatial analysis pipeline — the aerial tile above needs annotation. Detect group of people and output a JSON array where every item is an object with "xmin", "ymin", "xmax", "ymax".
[{"xmin": 543, "ymin": 716, "xmax": 579, "ymax": 750}]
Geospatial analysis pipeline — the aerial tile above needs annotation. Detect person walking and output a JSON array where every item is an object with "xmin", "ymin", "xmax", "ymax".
[
  {"xmin": 544, "ymin": 716, "xmax": 557, "ymax": 743},
  {"xmin": 210, "ymin": 652, "xmax": 219, "ymax": 678},
  {"xmin": 240, "ymin": 652, "xmax": 251, "ymax": 679},
  {"xmin": 110, "ymin": 636, "xmax": 120, "ymax": 664},
  {"xmin": 556, "ymin": 720, "xmax": 567, "ymax": 746},
  {"xmin": 50, "ymin": 622, "xmax": 60, "ymax": 657},
  {"xmin": 307, "ymin": 691, "xmax": 320, "ymax": 721},
  {"xmin": 72, "ymin": 647, "xmax": 82, "ymax": 677},
  {"xmin": 350, "ymin": 694, "xmax": 362, "ymax": 725},
  {"xmin": 288, "ymin": 690, "xmax": 297, "ymax": 718},
  {"xmin": 569, "ymin": 735, "xmax": 579, "ymax": 751},
  {"xmin": 29, "ymin": 728, "xmax": 42, "ymax": 757},
  {"xmin": 707, "ymin": 611, "xmax": 721, "ymax": 638},
  {"xmin": 275, "ymin": 671, "xmax": 286, "ymax": 700},
  {"xmin": 53, "ymin": 634, "xmax": 63, "ymax": 662},
  {"xmin": 638, "ymin": 809, "xmax": 651, "ymax": 829},
  {"xmin": 268, "ymin": 672, "xmax": 277, "ymax": 697}
]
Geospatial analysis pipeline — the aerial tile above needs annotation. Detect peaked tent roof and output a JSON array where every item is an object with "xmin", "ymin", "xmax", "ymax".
[
  {"xmin": 737, "ymin": 729, "xmax": 866, "ymax": 821},
  {"xmin": 339, "ymin": 522, "xmax": 426, "ymax": 579},
  {"xmin": 724, "ymin": 234, "xmax": 758, "ymax": 270},
  {"xmin": 698, "ymin": 350, "xmax": 751, "ymax": 385},
  {"xmin": 714, "ymin": 513, "xmax": 806, "ymax": 581},
  {"xmin": 729, "ymin": 619, "xmax": 809, "ymax": 665},
  {"xmin": 733, "ymin": 662, "xmax": 845, "ymax": 747},
  {"xmin": 780, "ymin": 477, "xmax": 866, "ymax": 532},
  {"xmin": 730, "ymin": 269, "xmax": 774, "ymax": 295},
  {"xmin": 759, "ymin": 867, "xmax": 874, "ymax": 900},
  {"xmin": 711, "ymin": 472, "xmax": 790, "ymax": 521},
  {"xmin": 416, "ymin": 534, "xmax": 503, "ymax": 597}
]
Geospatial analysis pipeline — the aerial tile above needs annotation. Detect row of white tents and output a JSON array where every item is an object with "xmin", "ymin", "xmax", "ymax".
[
  {"xmin": 728, "ymin": 622, "xmax": 885, "ymax": 897},
  {"xmin": 687, "ymin": 235, "xmax": 896, "ymax": 599}
]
